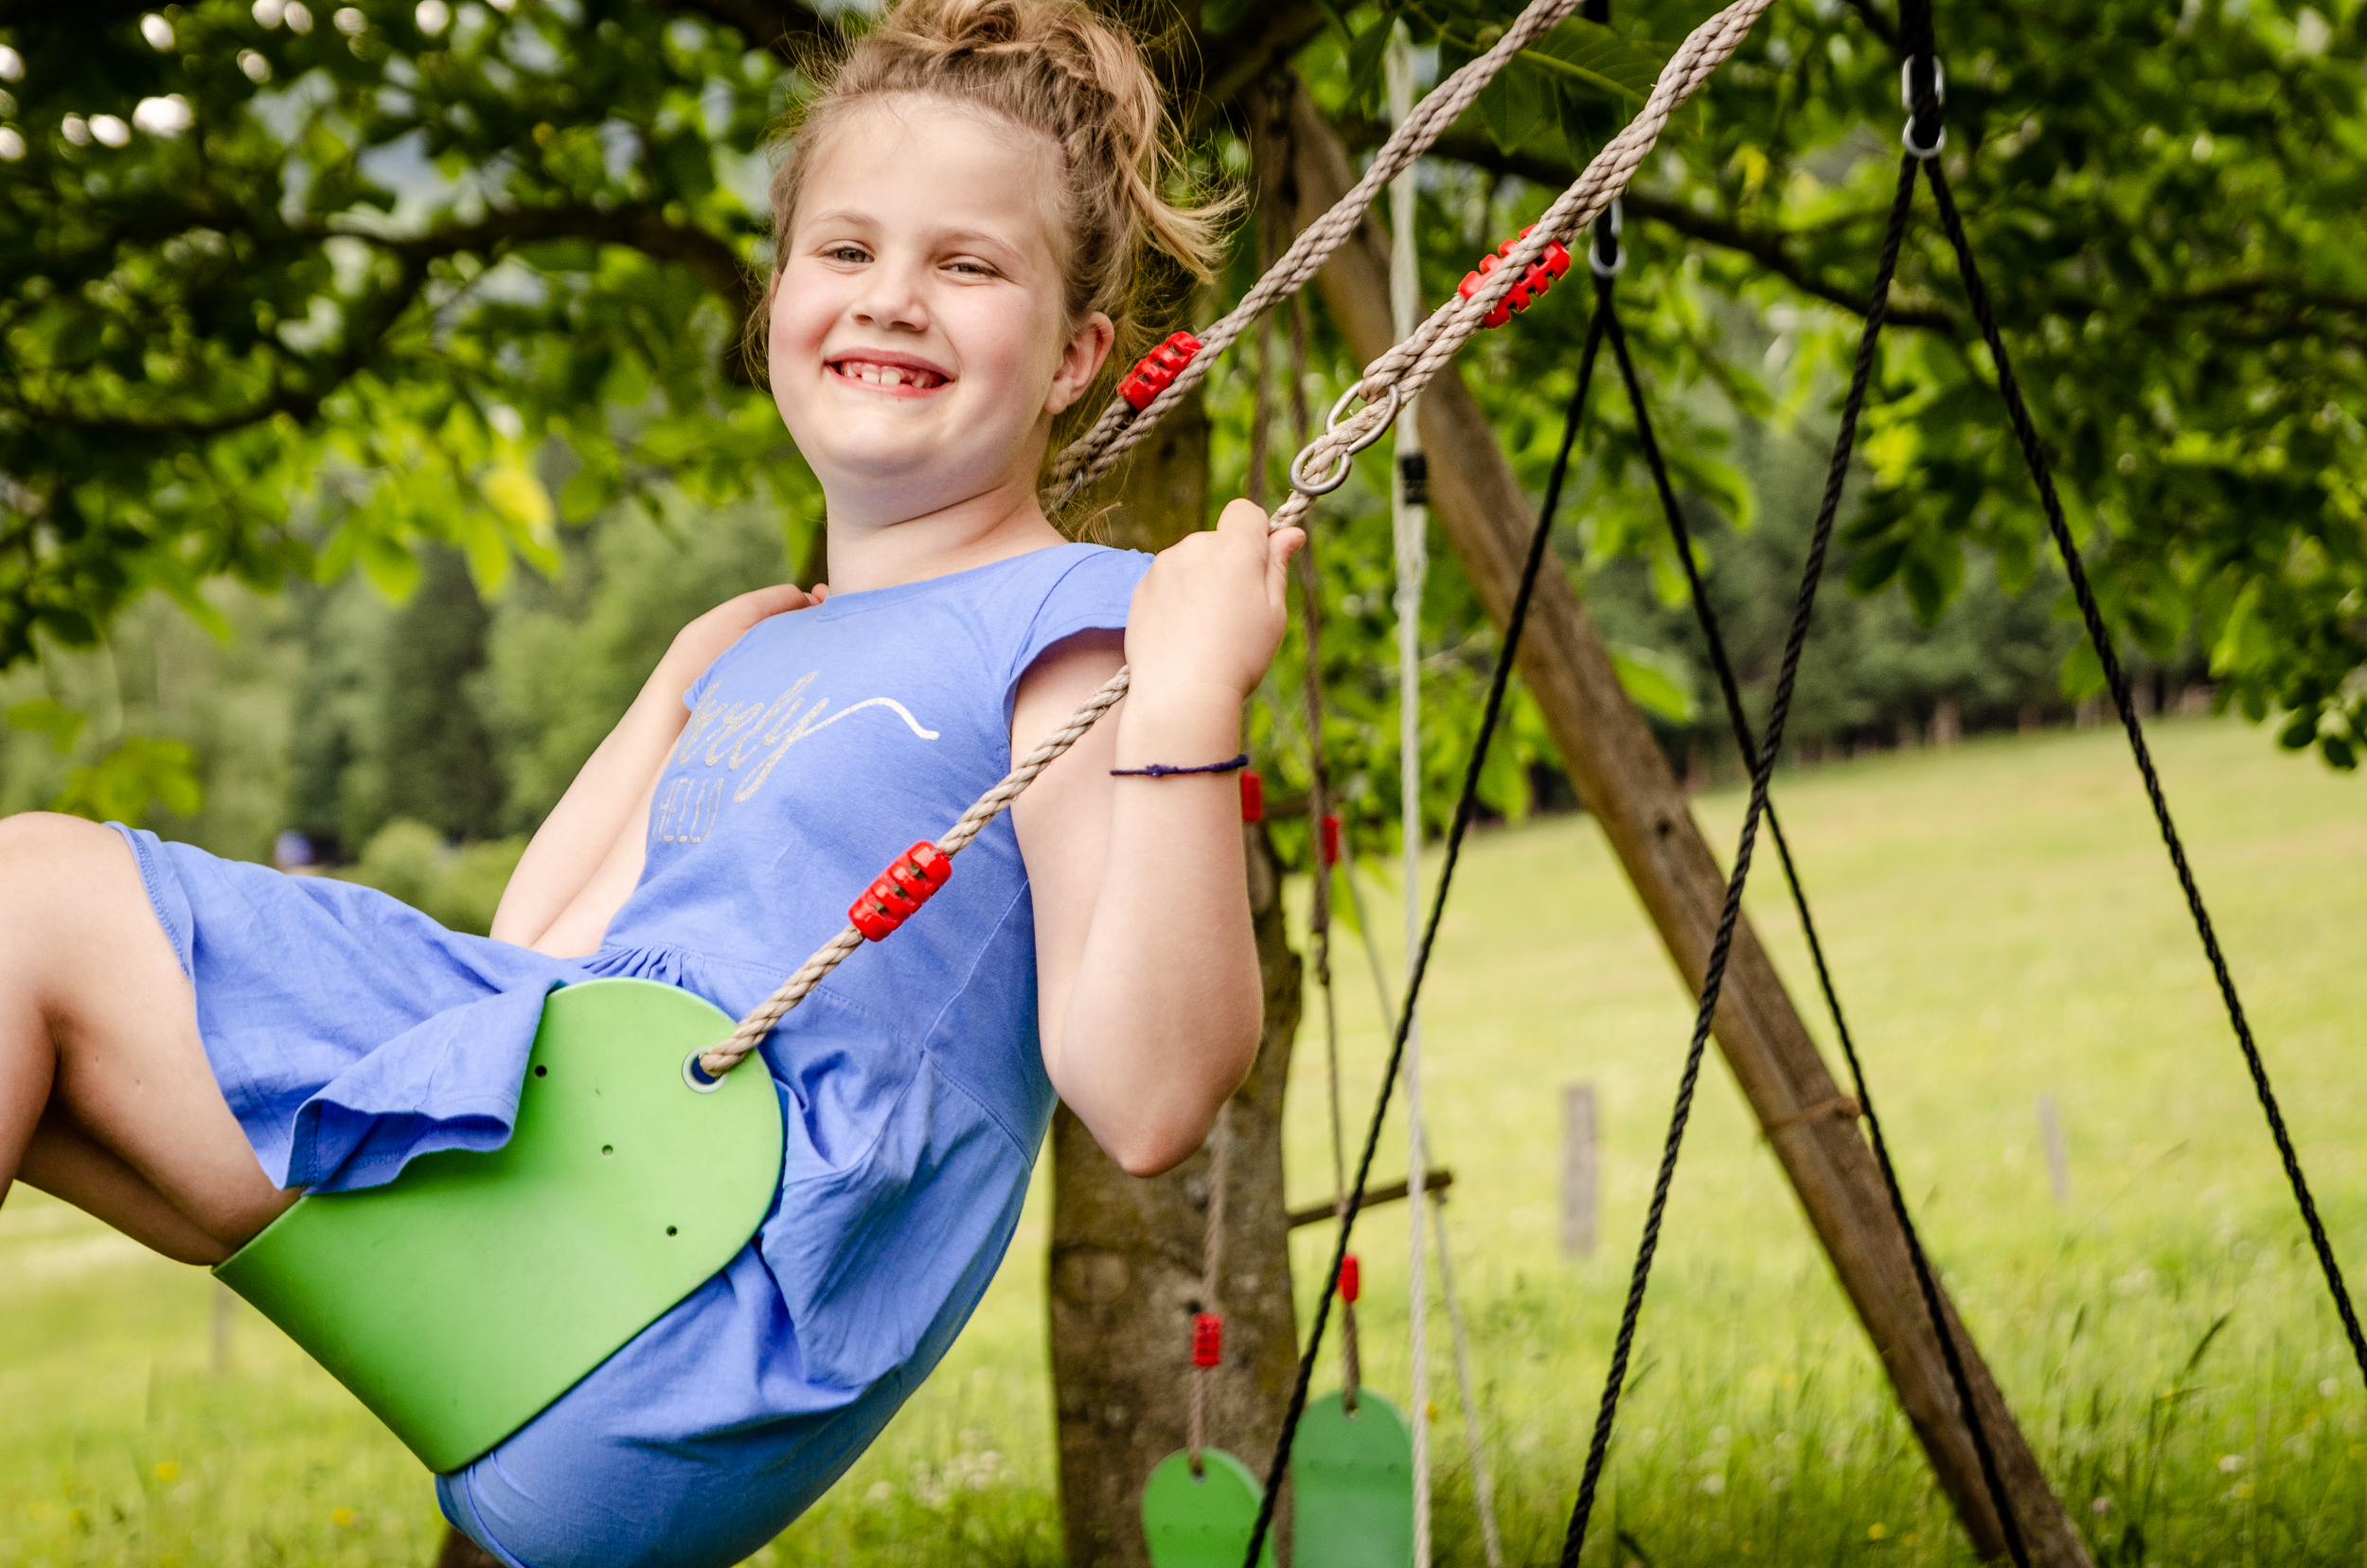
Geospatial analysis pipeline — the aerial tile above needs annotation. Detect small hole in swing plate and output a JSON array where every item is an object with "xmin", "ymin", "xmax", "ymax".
[
  {"xmin": 533, "ymin": 1065, "xmax": 547, "ymax": 1078},
  {"xmin": 666, "ymin": 1226, "xmax": 679, "ymax": 1237},
  {"xmin": 600, "ymin": 1145, "xmax": 614, "ymax": 1157}
]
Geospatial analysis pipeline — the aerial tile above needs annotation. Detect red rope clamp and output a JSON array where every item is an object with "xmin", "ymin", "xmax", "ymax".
[
  {"xmin": 1338, "ymin": 1254, "xmax": 1361, "ymax": 1304},
  {"xmin": 1191, "ymin": 1311, "xmax": 1224, "ymax": 1367},
  {"xmin": 1457, "ymin": 223, "xmax": 1574, "ymax": 330},
  {"xmin": 1118, "ymin": 330, "xmax": 1202, "ymax": 413},
  {"xmin": 1318, "ymin": 811, "xmax": 1342, "ymax": 867},
  {"xmin": 848, "ymin": 842, "xmax": 953, "ymax": 941}
]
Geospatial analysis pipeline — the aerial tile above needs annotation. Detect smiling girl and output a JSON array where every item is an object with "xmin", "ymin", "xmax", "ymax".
[{"xmin": 0, "ymin": 2, "xmax": 1296, "ymax": 1562}]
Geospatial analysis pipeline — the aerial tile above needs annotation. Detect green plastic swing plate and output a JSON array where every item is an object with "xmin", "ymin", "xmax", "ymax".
[
  {"xmin": 1291, "ymin": 1388, "xmax": 1415, "ymax": 1568},
  {"xmin": 213, "ymin": 978, "xmax": 783, "ymax": 1474},
  {"xmin": 1143, "ymin": 1448, "xmax": 1275, "ymax": 1568}
]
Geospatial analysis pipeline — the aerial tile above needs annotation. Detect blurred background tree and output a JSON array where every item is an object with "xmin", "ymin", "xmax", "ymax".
[{"xmin": 3, "ymin": 0, "xmax": 2359, "ymax": 874}]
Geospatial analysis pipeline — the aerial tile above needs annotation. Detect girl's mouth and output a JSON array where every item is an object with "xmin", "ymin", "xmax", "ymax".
[{"xmin": 828, "ymin": 358, "xmax": 949, "ymax": 394}]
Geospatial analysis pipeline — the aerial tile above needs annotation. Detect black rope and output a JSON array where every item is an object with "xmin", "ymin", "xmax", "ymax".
[
  {"xmin": 1598, "ymin": 270, "xmax": 2031, "ymax": 1567},
  {"xmin": 1557, "ymin": 150, "xmax": 1920, "ymax": 1566},
  {"xmin": 1236, "ymin": 301, "xmax": 1614, "ymax": 1568},
  {"xmin": 1921, "ymin": 153, "xmax": 2367, "ymax": 1392}
]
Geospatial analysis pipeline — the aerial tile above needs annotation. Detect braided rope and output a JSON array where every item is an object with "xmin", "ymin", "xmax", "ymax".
[
  {"xmin": 1188, "ymin": 1103, "xmax": 1232, "ymax": 1468},
  {"xmin": 1048, "ymin": 0, "xmax": 1588, "ymax": 498},
  {"xmin": 698, "ymin": 666, "xmax": 1131, "ymax": 1075},
  {"xmin": 701, "ymin": 0, "xmax": 1771, "ymax": 1073},
  {"xmin": 1267, "ymin": 0, "xmax": 1772, "ymax": 536}
]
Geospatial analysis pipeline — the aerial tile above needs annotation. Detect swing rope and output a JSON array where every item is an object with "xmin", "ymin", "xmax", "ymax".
[
  {"xmin": 1235, "ymin": 286, "xmax": 1615, "ymax": 1568},
  {"xmin": 1187, "ymin": 1104, "xmax": 1231, "ymax": 1470},
  {"xmin": 1557, "ymin": 144, "xmax": 1917, "ymax": 1566},
  {"xmin": 1593, "ymin": 231, "xmax": 2029, "ymax": 1560},
  {"xmin": 1905, "ymin": 29, "xmax": 2367, "ymax": 1392},
  {"xmin": 696, "ymin": 0, "xmax": 1775, "ymax": 1080},
  {"xmin": 1384, "ymin": 30, "xmax": 1438, "ymax": 1560}
]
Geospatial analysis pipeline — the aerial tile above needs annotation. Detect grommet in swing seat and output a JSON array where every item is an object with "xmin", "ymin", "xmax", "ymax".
[{"xmin": 684, "ymin": 1049, "xmax": 726, "ymax": 1093}]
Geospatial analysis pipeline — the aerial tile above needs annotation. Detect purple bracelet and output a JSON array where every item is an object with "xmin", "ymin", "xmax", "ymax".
[{"xmin": 1110, "ymin": 752, "xmax": 1251, "ymax": 778}]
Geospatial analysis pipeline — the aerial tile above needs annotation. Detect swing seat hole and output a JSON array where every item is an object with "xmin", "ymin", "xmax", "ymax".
[
  {"xmin": 600, "ymin": 1145, "xmax": 614, "ymax": 1157},
  {"xmin": 533, "ymin": 1065, "xmax": 547, "ymax": 1078},
  {"xmin": 666, "ymin": 1225, "xmax": 679, "ymax": 1237}
]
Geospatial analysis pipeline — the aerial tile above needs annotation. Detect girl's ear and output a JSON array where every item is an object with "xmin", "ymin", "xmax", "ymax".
[{"xmin": 1044, "ymin": 311, "xmax": 1116, "ymax": 417}]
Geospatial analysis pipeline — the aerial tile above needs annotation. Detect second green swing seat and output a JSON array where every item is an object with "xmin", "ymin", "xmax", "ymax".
[
  {"xmin": 1141, "ymin": 1388, "xmax": 1415, "ymax": 1568},
  {"xmin": 212, "ymin": 978, "xmax": 785, "ymax": 1473}
]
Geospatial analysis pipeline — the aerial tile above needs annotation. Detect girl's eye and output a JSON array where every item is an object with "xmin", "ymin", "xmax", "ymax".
[
  {"xmin": 948, "ymin": 259, "xmax": 995, "ymax": 277},
  {"xmin": 826, "ymin": 245, "xmax": 869, "ymax": 264}
]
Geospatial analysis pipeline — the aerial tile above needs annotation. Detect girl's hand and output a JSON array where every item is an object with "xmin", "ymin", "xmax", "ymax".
[
  {"xmin": 658, "ymin": 581, "xmax": 828, "ymax": 692},
  {"xmin": 1124, "ymin": 500, "xmax": 1304, "ymax": 704}
]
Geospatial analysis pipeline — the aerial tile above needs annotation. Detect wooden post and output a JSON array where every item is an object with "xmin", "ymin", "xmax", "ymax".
[
  {"xmin": 2037, "ymin": 1095, "xmax": 2072, "ymax": 1206},
  {"xmin": 1562, "ymin": 1083, "xmax": 1598, "ymax": 1259},
  {"xmin": 1258, "ymin": 79, "xmax": 2091, "ymax": 1567}
]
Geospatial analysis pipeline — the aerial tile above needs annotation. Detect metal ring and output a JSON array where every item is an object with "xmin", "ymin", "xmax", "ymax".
[
  {"xmin": 1290, "ymin": 382, "xmax": 1403, "ymax": 498},
  {"xmin": 1898, "ymin": 56, "xmax": 1946, "ymax": 112},
  {"xmin": 1899, "ymin": 56, "xmax": 1946, "ymax": 159},
  {"xmin": 1589, "ymin": 198, "xmax": 1626, "ymax": 277},
  {"xmin": 1290, "ymin": 440, "xmax": 1358, "ymax": 498},
  {"xmin": 683, "ymin": 1049, "xmax": 727, "ymax": 1094},
  {"xmin": 1325, "ymin": 377, "xmax": 1398, "ymax": 435}
]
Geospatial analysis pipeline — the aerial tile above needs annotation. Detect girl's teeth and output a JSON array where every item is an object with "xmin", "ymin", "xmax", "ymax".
[{"xmin": 881, "ymin": 368, "xmax": 903, "ymax": 387}]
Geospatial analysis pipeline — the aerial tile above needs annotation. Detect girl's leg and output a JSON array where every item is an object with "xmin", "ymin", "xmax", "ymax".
[{"xmin": 0, "ymin": 813, "xmax": 294, "ymax": 1264}]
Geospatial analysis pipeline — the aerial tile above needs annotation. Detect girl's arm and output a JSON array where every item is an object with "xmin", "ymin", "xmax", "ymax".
[
  {"xmin": 1012, "ymin": 502, "xmax": 1300, "ymax": 1176},
  {"xmin": 491, "ymin": 582, "xmax": 817, "ymax": 953}
]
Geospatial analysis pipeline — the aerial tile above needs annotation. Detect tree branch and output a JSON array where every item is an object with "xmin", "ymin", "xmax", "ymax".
[
  {"xmin": 1178, "ymin": 0, "xmax": 1331, "ymax": 136},
  {"xmin": 42, "ymin": 202, "xmax": 760, "ymax": 440}
]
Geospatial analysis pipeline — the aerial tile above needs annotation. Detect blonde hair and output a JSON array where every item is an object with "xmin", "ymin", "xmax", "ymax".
[{"xmin": 761, "ymin": 0, "xmax": 1227, "ymax": 369}]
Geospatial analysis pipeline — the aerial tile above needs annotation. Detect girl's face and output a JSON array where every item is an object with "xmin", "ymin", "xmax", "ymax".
[{"xmin": 769, "ymin": 98, "xmax": 1113, "ymax": 526}]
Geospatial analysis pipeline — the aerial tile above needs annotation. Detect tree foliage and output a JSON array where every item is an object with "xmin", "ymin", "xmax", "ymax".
[{"xmin": 2, "ymin": 0, "xmax": 2362, "ymax": 832}]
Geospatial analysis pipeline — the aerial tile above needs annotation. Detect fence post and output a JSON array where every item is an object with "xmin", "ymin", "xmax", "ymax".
[
  {"xmin": 1561, "ymin": 1082, "xmax": 1597, "ymax": 1258},
  {"xmin": 2037, "ymin": 1094, "xmax": 2072, "ymax": 1206}
]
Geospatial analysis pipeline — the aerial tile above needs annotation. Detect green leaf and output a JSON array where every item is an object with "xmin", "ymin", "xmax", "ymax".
[
  {"xmin": 1201, "ymin": 0, "xmax": 1258, "ymax": 36},
  {"xmin": 1611, "ymin": 643, "xmax": 1697, "ymax": 722},
  {"xmin": 7, "ymin": 698, "xmax": 87, "ymax": 754},
  {"xmin": 2059, "ymin": 636, "xmax": 2108, "ymax": 700},
  {"xmin": 1346, "ymin": 17, "xmax": 1395, "ymax": 113},
  {"xmin": 1478, "ymin": 61, "xmax": 1551, "ymax": 151},
  {"xmin": 51, "ymin": 736, "xmax": 204, "ymax": 824},
  {"xmin": 1528, "ymin": 17, "xmax": 1666, "ymax": 105}
]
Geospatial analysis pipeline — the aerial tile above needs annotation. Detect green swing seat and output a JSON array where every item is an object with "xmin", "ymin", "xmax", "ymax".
[
  {"xmin": 213, "ymin": 978, "xmax": 784, "ymax": 1473},
  {"xmin": 1141, "ymin": 1388, "xmax": 1414, "ymax": 1568}
]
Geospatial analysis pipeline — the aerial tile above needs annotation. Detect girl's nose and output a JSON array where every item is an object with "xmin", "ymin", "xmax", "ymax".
[{"xmin": 851, "ymin": 258, "xmax": 929, "ymax": 333}]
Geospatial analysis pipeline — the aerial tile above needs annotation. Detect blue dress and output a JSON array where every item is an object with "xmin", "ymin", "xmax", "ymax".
[{"xmin": 113, "ymin": 542, "xmax": 1152, "ymax": 1568}]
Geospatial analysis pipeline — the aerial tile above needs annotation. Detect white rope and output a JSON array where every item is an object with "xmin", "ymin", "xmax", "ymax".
[
  {"xmin": 1385, "ymin": 25, "xmax": 1435, "ymax": 1565},
  {"xmin": 1344, "ymin": 865, "xmax": 1505, "ymax": 1564},
  {"xmin": 1430, "ymin": 1192, "xmax": 1506, "ymax": 1568}
]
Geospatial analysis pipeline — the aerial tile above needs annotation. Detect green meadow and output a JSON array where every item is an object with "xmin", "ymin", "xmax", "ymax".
[{"xmin": 6, "ymin": 714, "xmax": 2363, "ymax": 1566}]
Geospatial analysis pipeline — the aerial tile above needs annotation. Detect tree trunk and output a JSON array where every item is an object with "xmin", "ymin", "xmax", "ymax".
[
  {"xmin": 1048, "ymin": 384, "xmax": 1307, "ymax": 1567},
  {"xmin": 1254, "ymin": 76, "xmax": 2091, "ymax": 1568}
]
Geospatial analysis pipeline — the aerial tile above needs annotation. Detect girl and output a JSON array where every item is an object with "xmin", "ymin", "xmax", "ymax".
[{"xmin": 0, "ymin": 1, "xmax": 1299, "ymax": 1562}]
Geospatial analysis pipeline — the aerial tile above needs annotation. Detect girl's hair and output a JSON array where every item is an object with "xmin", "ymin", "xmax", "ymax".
[{"xmin": 761, "ymin": 0, "xmax": 1227, "ymax": 364}]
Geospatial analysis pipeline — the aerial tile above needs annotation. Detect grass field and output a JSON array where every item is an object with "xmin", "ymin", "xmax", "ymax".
[{"xmin": 5, "ymin": 715, "xmax": 2363, "ymax": 1567}]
